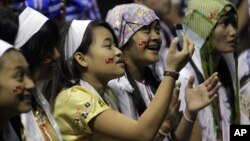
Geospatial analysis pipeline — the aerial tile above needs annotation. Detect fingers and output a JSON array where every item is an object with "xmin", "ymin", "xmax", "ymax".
[
  {"xmin": 186, "ymin": 36, "xmax": 194, "ymax": 57},
  {"xmin": 209, "ymin": 94, "xmax": 218, "ymax": 102},
  {"xmin": 208, "ymin": 82, "xmax": 221, "ymax": 98},
  {"xmin": 176, "ymin": 82, "xmax": 181, "ymax": 88},
  {"xmin": 203, "ymin": 72, "xmax": 218, "ymax": 87},
  {"xmin": 175, "ymin": 100, "xmax": 181, "ymax": 110},
  {"xmin": 172, "ymin": 84, "xmax": 180, "ymax": 101},
  {"xmin": 206, "ymin": 75, "xmax": 219, "ymax": 91},
  {"xmin": 180, "ymin": 32, "xmax": 189, "ymax": 53},
  {"xmin": 186, "ymin": 75, "xmax": 195, "ymax": 89},
  {"xmin": 169, "ymin": 37, "xmax": 179, "ymax": 52}
]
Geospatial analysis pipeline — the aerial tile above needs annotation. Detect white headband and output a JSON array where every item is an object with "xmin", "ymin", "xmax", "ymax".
[
  {"xmin": 14, "ymin": 7, "xmax": 48, "ymax": 49},
  {"xmin": 0, "ymin": 40, "xmax": 13, "ymax": 57},
  {"xmin": 65, "ymin": 20, "xmax": 91, "ymax": 60}
]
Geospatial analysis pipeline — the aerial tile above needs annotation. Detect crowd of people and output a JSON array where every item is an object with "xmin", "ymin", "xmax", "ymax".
[{"xmin": 0, "ymin": 0, "xmax": 249, "ymax": 141}]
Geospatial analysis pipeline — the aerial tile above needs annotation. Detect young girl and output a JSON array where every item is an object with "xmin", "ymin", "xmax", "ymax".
[
  {"xmin": 106, "ymin": 3, "xmax": 221, "ymax": 141},
  {"xmin": 178, "ymin": 0, "xmax": 239, "ymax": 140},
  {"xmin": 0, "ymin": 7, "xmax": 62, "ymax": 141},
  {"xmin": 49, "ymin": 18, "xmax": 220, "ymax": 140},
  {"xmin": 0, "ymin": 39, "xmax": 34, "ymax": 141}
]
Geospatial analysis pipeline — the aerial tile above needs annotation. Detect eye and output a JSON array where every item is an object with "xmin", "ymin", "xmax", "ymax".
[
  {"xmin": 15, "ymin": 72, "xmax": 24, "ymax": 82},
  {"xmin": 104, "ymin": 43, "xmax": 113, "ymax": 49},
  {"xmin": 141, "ymin": 26, "xmax": 150, "ymax": 33},
  {"xmin": 155, "ymin": 24, "xmax": 160, "ymax": 34}
]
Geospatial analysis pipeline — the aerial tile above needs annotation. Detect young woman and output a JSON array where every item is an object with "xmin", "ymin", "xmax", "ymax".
[
  {"xmin": 0, "ymin": 39, "xmax": 34, "ymax": 141},
  {"xmin": 0, "ymin": 7, "xmax": 62, "ymax": 141},
  {"xmin": 106, "ymin": 3, "xmax": 221, "ymax": 141},
  {"xmin": 177, "ymin": 0, "xmax": 239, "ymax": 140}
]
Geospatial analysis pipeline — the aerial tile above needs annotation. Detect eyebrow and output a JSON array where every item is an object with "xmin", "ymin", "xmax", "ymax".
[
  {"xmin": 14, "ymin": 66, "xmax": 27, "ymax": 72},
  {"xmin": 103, "ymin": 38, "xmax": 112, "ymax": 43}
]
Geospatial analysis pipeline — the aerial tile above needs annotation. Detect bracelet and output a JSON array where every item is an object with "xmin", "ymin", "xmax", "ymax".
[
  {"xmin": 158, "ymin": 129, "xmax": 169, "ymax": 136},
  {"xmin": 164, "ymin": 70, "xmax": 179, "ymax": 80},
  {"xmin": 182, "ymin": 110, "xmax": 195, "ymax": 123}
]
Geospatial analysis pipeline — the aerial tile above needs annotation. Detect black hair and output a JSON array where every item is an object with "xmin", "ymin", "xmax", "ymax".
[
  {"xmin": 46, "ymin": 20, "xmax": 118, "ymax": 109},
  {"xmin": 0, "ymin": 6, "xmax": 20, "ymax": 44},
  {"xmin": 20, "ymin": 19, "xmax": 59, "ymax": 76},
  {"xmin": 0, "ymin": 6, "xmax": 59, "ymax": 78}
]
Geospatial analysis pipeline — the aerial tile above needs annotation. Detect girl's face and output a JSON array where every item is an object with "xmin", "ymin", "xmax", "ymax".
[
  {"xmin": 212, "ymin": 13, "xmax": 237, "ymax": 53},
  {"xmin": 83, "ymin": 26, "xmax": 125, "ymax": 81},
  {"xmin": 0, "ymin": 50, "xmax": 34, "ymax": 116},
  {"xmin": 125, "ymin": 21, "xmax": 161, "ymax": 66},
  {"xmin": 35, "ymin": 47, "xmax": 60, "ymax": 81}
]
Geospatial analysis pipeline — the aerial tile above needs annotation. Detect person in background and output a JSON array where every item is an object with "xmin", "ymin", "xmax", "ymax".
[
  {"xmin": 237, "ymin": 0, "xmax": 250, "ymax": 125},
  {"xmin": 0, "ymin": 39, "xmax": 34, "ymax": 141},
  {"xmin": 178, "ymin": 0, "xmax": 239, "ymax": 140},
  {"xmin": 0, "ymin": 6, "xmax": 62, "ymax": 141}
]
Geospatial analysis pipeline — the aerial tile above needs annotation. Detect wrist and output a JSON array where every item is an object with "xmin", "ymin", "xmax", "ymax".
[
  {"xmin": 164, "ymin": 70, "xmax": 179, "ymax": 80},
  {"xmin": 158, "ymin": 129, "xmax": 169, "ymax": 137},
  {"xmin": 165, "ymin": 65, "xmax": 177, "ymax": 72},
  {"xmin": 183, "ymin": 108, "xmax": 197, "ymax": 123}
]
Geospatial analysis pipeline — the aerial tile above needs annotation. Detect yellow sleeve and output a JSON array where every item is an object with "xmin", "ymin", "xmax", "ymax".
[{"xmin": 54, "ymin": 86, "xmax": 111, "ymax": 137}]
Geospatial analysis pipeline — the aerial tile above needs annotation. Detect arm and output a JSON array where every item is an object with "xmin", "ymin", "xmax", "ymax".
[
  {"xmin": 174, "ymin": 73, "xmax": 220, "ymax": 141},
  {"xmin": 90, "ymin": 34, "xmax": 194, "ymax": 141},
  {"xmin": 154, "ymin": 83, "xmax": 181, "ymax": 141}
]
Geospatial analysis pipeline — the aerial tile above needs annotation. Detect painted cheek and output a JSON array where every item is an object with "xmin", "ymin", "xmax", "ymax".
[
  {"xmin": 12, "ymin": 85, "xmax": 23, "ymax": 93},
  {"xmin": 105, "ymin": 57, "xmax": 114, "ymax": 64},
  {"xmin": 139, "ymin": 40, "xmax": 147, "ymax": 47}
]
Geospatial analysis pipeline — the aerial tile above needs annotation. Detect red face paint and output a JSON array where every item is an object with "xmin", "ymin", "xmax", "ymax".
[
  {"xmin": 139, "ymin": 40, "xmax": 147, "ymax": 46},
  {"xmin": 43, "ymin": 58, "xmax": 52, "ymax": 64},
  {"xmin": 12, "ymin": 85, "xmax": 23, "ymax": 93},
  {"xmin": 42, "ymin": 54, "xmax": 52, "ymax": 63},
  {"xmin": 105, "ymin": 58, "xmax": 114, "ymax": 64}
]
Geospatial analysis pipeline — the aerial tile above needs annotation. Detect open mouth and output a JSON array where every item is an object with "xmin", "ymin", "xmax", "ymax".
[
  {"xmin": 116, "ymin": 59, "xmax": 125, "ymax": 64},
  {"xmin": 145, "ymin": 45, "xmax": 160, "ymax": 51}
]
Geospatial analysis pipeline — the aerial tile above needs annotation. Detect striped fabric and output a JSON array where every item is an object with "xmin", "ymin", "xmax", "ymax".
[
  {"xmin": 15, "ymin": 0, "xmax": 101, "ymax": 20},
  {"xmin": 65, "ymin": 0, "xmax": 101, "ymax": 21}
]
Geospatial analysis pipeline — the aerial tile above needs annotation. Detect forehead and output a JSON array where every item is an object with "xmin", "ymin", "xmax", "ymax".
[
  {"xmin": 0, "ymin": 50, "xmax": 28, "ymax": 72},
  {"xmin": 139, "ymin": 20, "xmax": 159, "ymax": 30},
  {"xmin": 92, "ymin": 26, "xmax": 113, "ymax": 42}
]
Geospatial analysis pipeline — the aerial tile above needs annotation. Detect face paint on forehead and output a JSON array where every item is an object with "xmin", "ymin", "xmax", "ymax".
[{"xmin": 105, "ymin": 57, "xmax": 114, "ymax": 64}]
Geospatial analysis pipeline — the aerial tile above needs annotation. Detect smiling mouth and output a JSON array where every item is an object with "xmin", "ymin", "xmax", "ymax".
[
  {"xmin": 116, "ymin": 59, "xmax": 125, "ymax": 64},
  {"xmin": 145, "ymin": 45, "xmax": 160, "ymax": 51}
]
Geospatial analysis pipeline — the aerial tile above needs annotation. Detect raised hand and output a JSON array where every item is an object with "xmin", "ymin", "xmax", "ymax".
[
  {"xmin": 185, "ymin": 72, "xmax": 221, "ymax": 113},
  {"xmin": 161, "ymin": 82, "xmax": 181, "ymax": 132},
  {"xmin": 166, "ymin": 33, "xmax": 194, "ymax": 72}
]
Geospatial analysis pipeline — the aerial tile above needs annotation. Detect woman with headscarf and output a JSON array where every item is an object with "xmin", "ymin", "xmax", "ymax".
[
  {"xmin": 106, "ymin": 3, "xmax": 221, "ymax": 141},
  {"xmin": 177, "ymin": 0, "xmax": 239, "ymax": 140}
]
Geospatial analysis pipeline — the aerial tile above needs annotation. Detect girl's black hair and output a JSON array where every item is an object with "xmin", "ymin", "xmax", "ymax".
[
  {"xmin": 0, "ymin": 6, "xmax": 59, "ymax": 77},
  {"xmin": 0, "ymin": 6, "xmax": 20, "ymax": 44},
  {"xmin": 20, "ymin": 19, "xmax": 59, "ymax": 75},
  {"xmin": 47, "ymin": 20, "xmax": 119, "ymax": 109}
]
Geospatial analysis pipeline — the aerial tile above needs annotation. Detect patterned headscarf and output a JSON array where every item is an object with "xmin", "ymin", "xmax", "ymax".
[
  {"xmin": 106, "ymin": 3, "xmax": 159, "ymax": 48},
  {"xmin": 184, "ymin": 0, "xmax": 239, "ymax": 138},
  {"xmin": 185, "ymin": 0, "xmax": 236, "ymax": 43}
]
